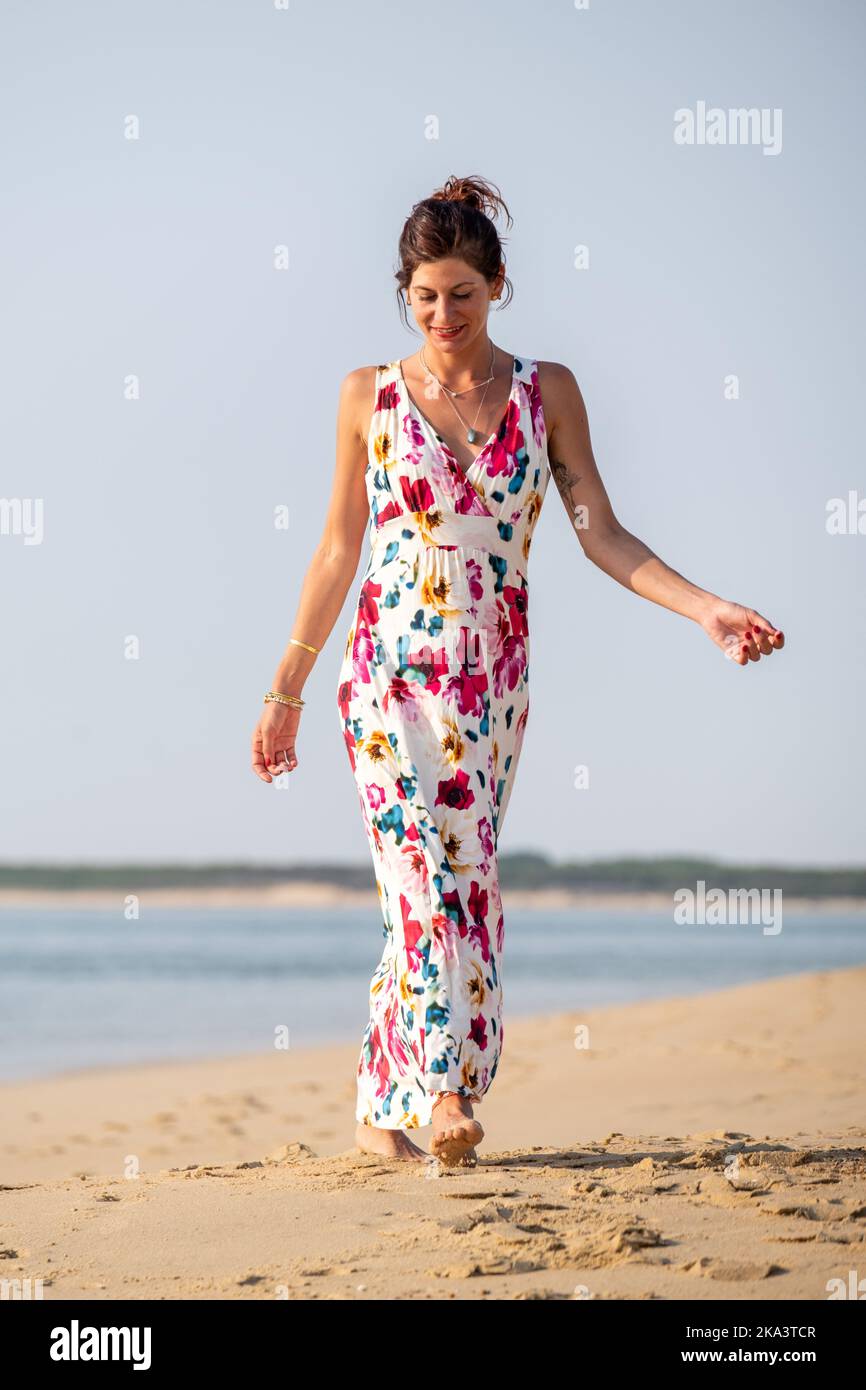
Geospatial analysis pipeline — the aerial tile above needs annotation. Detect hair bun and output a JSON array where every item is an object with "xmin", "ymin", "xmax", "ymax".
[{"xmin": 430, "ymin": 175, "xmax": 511, "ymax": 227}]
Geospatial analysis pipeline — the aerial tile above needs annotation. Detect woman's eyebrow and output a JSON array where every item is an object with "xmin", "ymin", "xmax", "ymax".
[{"xmin": 414, "ymin": 280, "xmax": 476, "ymax": 291}]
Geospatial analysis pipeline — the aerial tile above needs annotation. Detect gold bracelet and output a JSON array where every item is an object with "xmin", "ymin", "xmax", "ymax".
[
  {"xmin": 288, "ymin": 637, "xmax": 320, "ymax": 655},
  {"xmin": 264, "ymin": 690, "xmax": 305, "ymax": 708}
]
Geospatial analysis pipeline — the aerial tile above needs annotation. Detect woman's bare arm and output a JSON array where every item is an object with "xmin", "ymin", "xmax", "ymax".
[
  {"xmin": 538, "ymin": 361, "xmax": 785, "ymax": 666},
  {"xmin": 251, "ymin": 366, "xmax": 375, "ymax": 782}
]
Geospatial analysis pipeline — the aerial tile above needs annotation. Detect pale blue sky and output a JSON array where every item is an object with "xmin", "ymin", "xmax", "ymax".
[{"xmin": 2, "ymin": 0, "xmax": 863, "ymax": 866}]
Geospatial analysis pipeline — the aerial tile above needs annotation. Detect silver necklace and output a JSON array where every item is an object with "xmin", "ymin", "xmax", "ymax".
[
  {"xmin": 419, "ymin": 341, "xmax": 498, "ymax": 444},
  {"xmin": 422, "ymin": 340, "xmax": 497, "ymax": 397}
]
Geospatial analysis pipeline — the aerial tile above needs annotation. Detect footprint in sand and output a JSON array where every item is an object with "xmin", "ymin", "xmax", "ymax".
[
  {"xmin": 264, "ymin": 1142, "xmax": 317, "ymax": 1164},
  {"xmin": 680, "ymin": 1256, "xmax": 784, "ymax": 1281},
  {"xmin": 212, "ymin": 1116, "xmax": 246, "ymax": 1136},
  {"xmin": 239, "ymin": 1094, "xmax": 271, "ymax": 1112}
]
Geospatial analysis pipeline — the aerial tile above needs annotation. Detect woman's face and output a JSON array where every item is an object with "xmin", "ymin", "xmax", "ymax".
[{"xmin": 407, "ymin": 257, "xmax": 504, "ymax": 353}]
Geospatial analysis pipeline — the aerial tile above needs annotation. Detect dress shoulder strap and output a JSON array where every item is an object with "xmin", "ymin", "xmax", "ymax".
[{"xmin": 514, "ymin": 353, "xmax": 535, "ymax": 384}]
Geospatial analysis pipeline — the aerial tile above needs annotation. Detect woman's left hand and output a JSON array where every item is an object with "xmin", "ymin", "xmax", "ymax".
[{"xmin": 701, "ymin": 599, "xmax": 785, "ymax": 666}]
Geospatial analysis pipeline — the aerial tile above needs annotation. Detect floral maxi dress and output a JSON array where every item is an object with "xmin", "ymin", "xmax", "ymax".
[{"xmin": 336, "ymin": 355, "xmax": 550, "ymax": 1129}]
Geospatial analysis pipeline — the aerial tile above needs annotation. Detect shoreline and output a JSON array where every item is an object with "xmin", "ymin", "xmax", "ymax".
[
  {"xmin": 2, "ymin": 965, "xmax": 864, "ymax": 1299},
  {"xmin": 1, "ymin": 885, "xmax": 865, "ymax": 912}
]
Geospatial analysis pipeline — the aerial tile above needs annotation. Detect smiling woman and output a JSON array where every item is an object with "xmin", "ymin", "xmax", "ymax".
[{"xmin": 251, "ymin": 171, "xmax": 786, "ymax": 1174}]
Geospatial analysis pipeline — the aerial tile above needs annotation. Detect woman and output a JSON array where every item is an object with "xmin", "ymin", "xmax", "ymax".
[{"xmin": 251, "ymin": 175, "xmax": 785, "ymax": 1168}]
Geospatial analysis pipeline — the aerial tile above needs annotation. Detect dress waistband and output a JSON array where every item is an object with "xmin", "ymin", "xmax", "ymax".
[{"xmin": 369, "ymin": 512, "xmax": 528, "ymax": 580}]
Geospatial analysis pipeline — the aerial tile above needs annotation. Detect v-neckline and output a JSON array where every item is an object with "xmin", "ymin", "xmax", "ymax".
[{"xmin": 397, "ymin": 354, "xmax": 518, "ymax": 482}]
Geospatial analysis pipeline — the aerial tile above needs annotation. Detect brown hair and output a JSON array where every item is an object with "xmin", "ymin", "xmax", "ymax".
[{"xmin": 395, "ymin": 174, "xmax": 514, "ymax": 332}]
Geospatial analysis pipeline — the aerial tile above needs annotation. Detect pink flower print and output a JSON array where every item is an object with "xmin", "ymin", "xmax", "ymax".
[
  {"xmin": 427, "ymin": 452, "xmax": 459, "ymax": 494},
  {"xmin": 495, "ymin": 904, "xmax": 505, "ymax": 955},
  {"xmin": 400, "ymin": 474, "xmax": 435, "ymax": 514},
  {"xmin": 434, "ymin": 768, "xmax": 475, "ymax": 812},
  {"xmin": 430, "ymin": 910, "xmax": 461, "ymax": 966},
  {"xmin": 528, "ymin": 370, "xmax": 546, "ymax": 448},
  {"xmin": 369, "ymin": 1024, "xmax": 391, "ymax": 1098},
  {"xmin": 404, "ymin": 643, "xmax": 448, "ymax": 695},
  {"xmin": 399, "ymin": 893, "xmax": 425, "ymax": 972},
  {"xmin": 467, "ymin": 880, "xmax": 491, "ymax": 962},
  {"xmin": 467, "ymin": 916, "xmax": 491, "ymax": 963},
  {"xmin": 365, "ymin": 783, "xmax": 386, "ymax": 811},
  {"xmin": 446, "ymin": 666, "xmax": 488, "ymax": 717},
  {"xmin": 383, "ymin": 675, "xmax": 424, "ymax": 720},
  {"xmin": 484, "ymin": 595, "xmax": 512, "ymax": 655},
  {"xmin": 493, "ymin": 633, "xmax": 527, "ymax": 697},
  {"xmin": 503, "ymin": 583, "xmax": 528, "ymax": 638},
  {"xmin": 482, "ymin": 403, "xmax": 523, "ymax": 480},
  {"xmin": 376, "ymin": 500, "xmax": 404, "ymax": 528},
  {"xmin": 371, "ymin": 820, "xmax": 384, "ymax": 858},
  {"xmin": 469, "ymin": 1014, "xmax": 489, "ymax": 1050},
  {"xmin": 466, "ymin": 557, "xmax": 484, "ymax": 606},
  {"xmin": 341, "ymin": 722, "xmax": 357, "ymax": 772},
  {"xmin": 359, "ymin": 579, "xmax": 381, "ymax": 626},
  {"xmin": 452, "ymin": 473, "xmax": 492, "ymax": 516},
  {"xmin": 383, "ymin": 995, "xmax": 413, "ymax": 1075},
  {"xmin": 477, "ymin": 816, "xmax": 494, "ymax": 859},
  {"xmin": 377, "ymin": 380, "xmax": 400, "ymax": 412},
  {"xmin": 351, "ymin": 620, "xmax": 375, "ymax": 684},
  {"xmin": 468, "ymin": 879, "xmax": 488, "ymax": 927},
  {"xmin": 401, "ymin": 412, "xmax": 425, "ymax": 450},
  {"xmin": 337, "ymin": 678, "xmax": 352, "ymax": 726},
  {"xmin": 441, "ymin": 887, "xmax": 468, "ymax": 934},
  {"xmin": 399, "ymin": 843, "xmax": 429, "ymax": 897}
]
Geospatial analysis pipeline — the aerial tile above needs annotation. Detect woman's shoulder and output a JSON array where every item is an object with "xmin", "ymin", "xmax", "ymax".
[
  {"xmin": 533, "ymin": 359, "xmax": 583, "ymax": 431},
  {"xmin": 340, "ymin": 362, "xmax": 387, "ymax": 394},
  {"xmin": 534, "ymin": 358, "xmax": 577, "ymax": 390},
  {"xmin": 339, "ymin": 363, "xmax": 393, "ymax": 419}
]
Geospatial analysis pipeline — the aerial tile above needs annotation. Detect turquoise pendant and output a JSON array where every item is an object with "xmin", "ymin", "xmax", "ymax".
[{"xmin": 467, "ymin": 428, "xmax": 480, "ymax": 443}]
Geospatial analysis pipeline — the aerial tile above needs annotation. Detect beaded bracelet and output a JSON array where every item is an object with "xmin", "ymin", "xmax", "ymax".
[{"xmin": 264, "ymin": 690, "xmax": 305, "ymax": 709}]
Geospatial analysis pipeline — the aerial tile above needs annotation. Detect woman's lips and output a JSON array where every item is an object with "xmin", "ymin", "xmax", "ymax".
[{"xmin": 432, "ymin": 325, "xmax": 465, "ymax": 338}]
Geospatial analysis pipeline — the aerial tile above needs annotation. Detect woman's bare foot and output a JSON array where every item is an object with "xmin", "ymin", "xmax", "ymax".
[
  {"xmin": 355, "ymin": 1121, "xmax": 428, "ymax": 1162},
  {"xmin": 429, "ymin": 1093, "xmax": 484, "ymax": 1167}
]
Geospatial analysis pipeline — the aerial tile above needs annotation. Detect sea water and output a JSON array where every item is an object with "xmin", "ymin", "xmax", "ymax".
[{"xmin": 0, "ymin": 905, "xmax": 864, "ymax": 1082}]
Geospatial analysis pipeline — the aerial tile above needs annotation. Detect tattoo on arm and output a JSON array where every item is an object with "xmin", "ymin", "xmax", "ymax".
[{"xmin": 550, "ymin": 454, "xmax": 582, "ymax": 520}]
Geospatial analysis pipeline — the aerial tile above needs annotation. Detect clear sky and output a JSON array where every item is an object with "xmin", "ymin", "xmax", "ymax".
[{"xmin": 2, "ymin": 0, "xmax": 863, "ymax": 867}]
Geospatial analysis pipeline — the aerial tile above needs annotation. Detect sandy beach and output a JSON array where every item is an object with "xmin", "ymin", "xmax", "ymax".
[{"xmin": 1, "ymin": 965, "xmax": 864, "ymax": 1300}]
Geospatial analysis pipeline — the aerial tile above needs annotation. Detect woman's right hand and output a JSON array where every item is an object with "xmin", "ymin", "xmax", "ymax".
[{"xmin": 251, "ymin": 700, "xmax": 302, "ymax": 783}]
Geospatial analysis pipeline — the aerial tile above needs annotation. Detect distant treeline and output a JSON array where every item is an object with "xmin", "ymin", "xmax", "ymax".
[{"xmin": 1, "ymin": 854, "xmax": 864, "ymax": 898}]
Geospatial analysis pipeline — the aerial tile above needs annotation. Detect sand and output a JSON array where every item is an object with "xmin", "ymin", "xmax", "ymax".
[{"xmin": 1, "ymin": 966, "xmax": 864, "ymax": 1301}]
